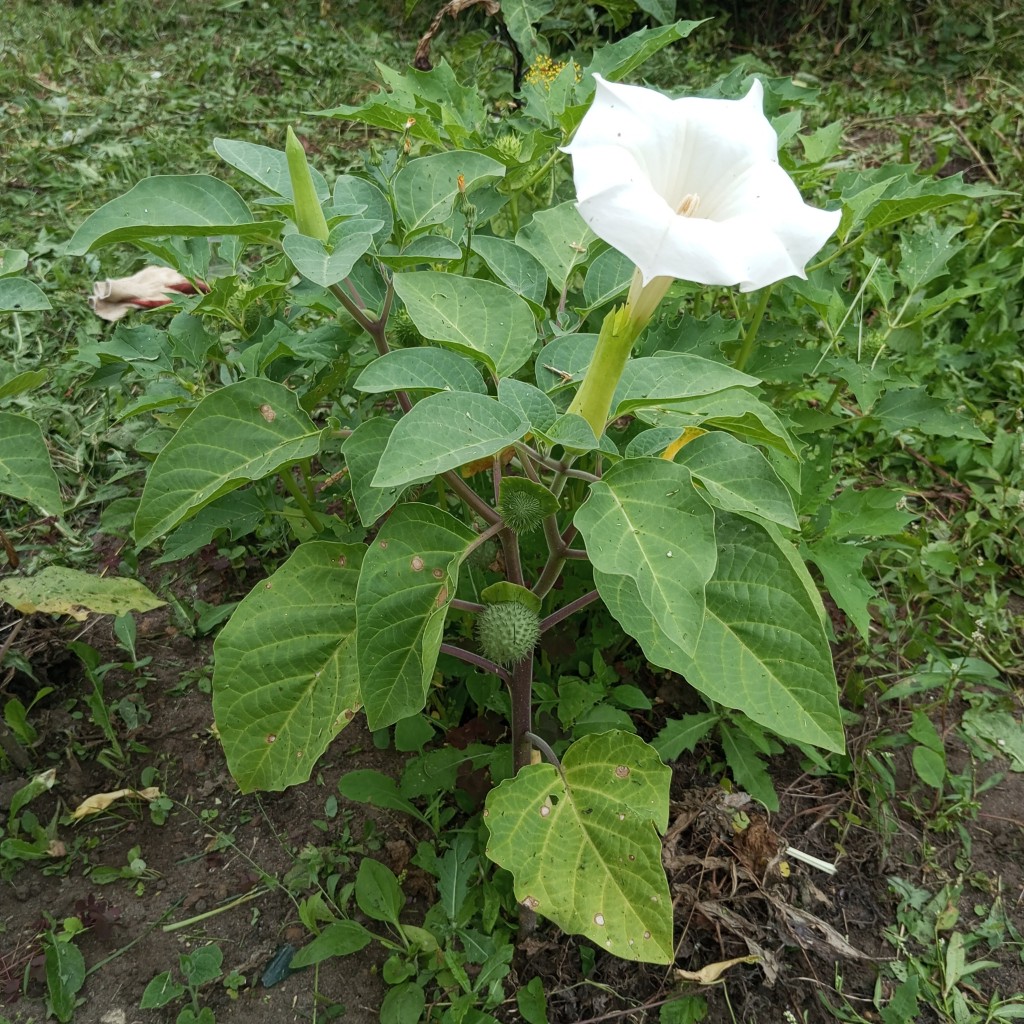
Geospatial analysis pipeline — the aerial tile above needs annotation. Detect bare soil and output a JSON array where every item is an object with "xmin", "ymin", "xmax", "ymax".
[{"xmin": 2, "ymin": 599, "xmax": 1023, "ymax": 1024}]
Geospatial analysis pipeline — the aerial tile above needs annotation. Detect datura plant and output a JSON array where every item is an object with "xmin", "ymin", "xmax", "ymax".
[{"xmin": 64, "ymin": 24, "xmax": 990, "ymax": 966}]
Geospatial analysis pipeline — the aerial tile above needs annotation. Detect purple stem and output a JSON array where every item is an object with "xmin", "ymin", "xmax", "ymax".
[
  {"xmin": 439, "ymin": 643, "xmax": 510, "ymax": 683},
  {"xmin": 539, "ymin": 590, "xmax": 600, "ymax": 633}
]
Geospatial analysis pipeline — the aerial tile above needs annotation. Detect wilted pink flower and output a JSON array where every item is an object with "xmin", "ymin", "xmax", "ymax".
[{"xmin": 90, "ymin": 266, "xmax": 208, "ymax": 321}]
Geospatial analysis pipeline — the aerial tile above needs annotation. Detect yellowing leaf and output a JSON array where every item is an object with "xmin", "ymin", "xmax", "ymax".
[
  {"xmin": 660, "ymin": 426, "xmax": 706, "ymax": 461},
  {"xmin": 0, "ymin": 567, "xmax": 164, "ymax": 621},
  {"xmin": 674, "ymin": 955, "xmax": 760, "ymax": 984},
  {"xmin": 70, "ymin": 787, "xmax": 162, "ymax": 820}
]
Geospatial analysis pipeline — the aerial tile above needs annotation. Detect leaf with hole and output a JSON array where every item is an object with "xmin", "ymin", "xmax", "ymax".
[
  {"xmin": 485, "ymin": 731, "xmax": 673, "ymax": 963},
  {"xmin": 0, "ymin": 567, "xmax": 163, "ymax": 621},
  {"xmin": 355, "ymin": 504, "xmax": 476, "ymax": 729}
]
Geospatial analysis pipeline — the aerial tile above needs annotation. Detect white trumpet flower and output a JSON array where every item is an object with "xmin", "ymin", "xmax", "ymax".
[{"xmin": 564, "ymin": 75, "xmax": 840, "ymax": 297}]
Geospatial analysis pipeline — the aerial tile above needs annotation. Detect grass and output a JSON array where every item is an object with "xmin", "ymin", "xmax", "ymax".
[{"xmin": 2, "ymin": 1, "xmax": 1024, "ymax": 1021}]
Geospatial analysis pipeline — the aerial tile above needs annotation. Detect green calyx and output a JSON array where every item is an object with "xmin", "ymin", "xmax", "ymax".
[
  {"xmin": 476, "ymin": 601, "xmax": 541, "ymax": 667},
  {"xmin": 497, "ymin": 477, "xmax": 559, "ymax": 535}
]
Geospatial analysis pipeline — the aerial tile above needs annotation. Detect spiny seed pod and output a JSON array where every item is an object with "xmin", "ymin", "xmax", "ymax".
[
  {"xmin": 497, "ymin": 477, "xmax": 559, "ymax": 535},
  {"xmin": 493, "ymin": 132, "xmax": 523, "ymax": 164},
  {"xmin": 476, "ymin": 602, "xmax": 541, "ymax": 666},
  {"xmin": 498, "ymin": 489, "xmax": 545, "ymax": 535},
  {"xmin": 388, "ymin": 308, "xmax": 420, "ymax": 348}
]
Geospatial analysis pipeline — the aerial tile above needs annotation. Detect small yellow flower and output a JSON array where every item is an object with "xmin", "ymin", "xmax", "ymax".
[{"xmin": 524, "ymin": 55, "xmax": 579, "ymax": 89}]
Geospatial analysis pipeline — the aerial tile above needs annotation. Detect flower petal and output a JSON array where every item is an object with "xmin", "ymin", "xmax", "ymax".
[
  {"xmin": 90, "ymin": 266, "xmax": 207, "ymax": 321},
  {"xmin": 566, "ymin": 75, "xmax": 839, "ymax": 292}
]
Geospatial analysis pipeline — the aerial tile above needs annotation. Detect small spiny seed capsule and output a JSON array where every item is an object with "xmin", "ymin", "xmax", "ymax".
[{"xmin": 476, "ymin": 601, "xmax": 541, "ymax": 666}]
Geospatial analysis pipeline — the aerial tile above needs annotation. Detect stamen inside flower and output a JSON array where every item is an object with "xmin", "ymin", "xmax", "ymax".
[{"xmin": 676, "ymin": 193, "xmax": 700, "ymax": 217}]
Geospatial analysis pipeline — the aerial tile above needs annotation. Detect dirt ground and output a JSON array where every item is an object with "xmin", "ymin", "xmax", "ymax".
[{"xmin": 2, "ymin": 595, "xmax": 1023, "ymax": 1024}]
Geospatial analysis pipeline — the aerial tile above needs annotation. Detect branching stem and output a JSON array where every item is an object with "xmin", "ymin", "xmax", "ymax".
[
  {"xmin": 440, "ymin": 643, "xmax": 509, "ymax": 683},
  {"xmin": 539, "ymin": 590, "xmax": 600, "ymax": 633}
]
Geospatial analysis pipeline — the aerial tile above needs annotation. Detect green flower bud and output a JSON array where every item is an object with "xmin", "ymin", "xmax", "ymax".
[
  {"xmin": 476, "ymin": 601, "xmax": 541, "ymax": 666},
  {"xmin": 285, "ymin": 126, "xmax": 329, "ymax": 243}
]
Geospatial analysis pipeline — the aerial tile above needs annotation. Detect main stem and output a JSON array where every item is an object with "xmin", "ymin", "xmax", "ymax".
[{"xmin": 509, "ymin": 655, "xmax": 535, "ymax": 773}]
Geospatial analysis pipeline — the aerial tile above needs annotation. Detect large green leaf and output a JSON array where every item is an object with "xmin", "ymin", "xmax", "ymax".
[
  {"xmin": 638, "ymin": 388, "xmax": 799, "ymax": 458},
  {"xmin": 472, "ymin": 235, "xmax": 548, "ymax": 309},
  {"xmin": 574, "ymin": 459, "xmax": 716, "ymax": 657},
  {"xmin": 134, "ymin": 379, "xmax": 321, "ymax": 548},
  {"xmin": 485, "ymin": 731, "xmax": 673, "ymax": 964},
  {"xmin": 213, "ymin": 542, "xmax": 363, "ymax": 792},
  {"xmin": 581, "ymin": 21, "xmax": 705, "ymax": 94},
  {"xmin": 67, "ymin": 175, "xmax": 273, "ymax": 255},
  {"xmin": 500, "ymin": 0, "xmax": 553, "ymax": 61},
  {"xmin": 0, "ymin": 567, "xmax": 163, "ymax": 621},
  {"xmin": 0, "ymin": 278, "xmax": 51, "ymax": 313},
  {"xmin": 393, "ymin": 151, "xmax": 504, "ymax": 234},
  {"xmin": 0, "ymin": 412, "xmax": 62, "ymax": 515},
  {"xmin": 598, "ymin": 513, "xmax": 843, "ymax": 751},
  {"xmin": 673, "ymin": 431, "xmax": 798, "ymax": 529},
  {"xmin": 282, "ymin": 226, "xmax": 376, "ymax": 288},
  {"xmin": 373, "ymin": 391, "xmax": 529, "ymax": 489},
  {"xmin": 534, "ymin": 333, "xmax": 598, "ymax": 392},
  {"xmin": 355, "ymin": 504, "xmax": 475, "ymax": 729},
  {"xmin": 393, "ymin": 271, "xmax": 537, "ymax": 379},
  {"xmin": 582, "ymin": 247, "xmax": 633, "ymax": 311},
  {"xmin": 612, "ymin": 355, "xmax": 759, "ymax": 416},
  {"xmin": 333, "ymin": 175, "xmax": 393, "ymax": 243},
  {"xmin": 213, "ymin": 138, "xmax": 330, "ymax": 201},
  {"xmin": 515, "ymin": 202, "xmax": 595, "ymax": 293},
  {"xmin": 870, "ymin": 387, "xmax": 987, "ymax": 440},
  {"xmin": 341, "ymin": 418, "xmax": 404, "ymax": 528},
  {"xmin": 355, "ymin": 349, "xmax": 487, "ymax": 396}
]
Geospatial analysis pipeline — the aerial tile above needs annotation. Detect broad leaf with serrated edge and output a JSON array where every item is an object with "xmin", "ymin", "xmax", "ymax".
[
  {"xmin": 0, "ymin": 412, "xmax": 62, "ymax": 515},
  {"xmin": 574, "ymin": 459, "xmax": 716, "ymax": 657},
  {"xmin": 373, "ymin": 391, "xmax": 529, "ymax": 489},
  {"xmin": 134, "ymin": 379, "xmax": 321, "ymax": 548},
  {"xmin": 67, "ymin": 175, "xmax": 273, "ymax": 254},
  {"xmin": 485, "ymin": 731, "xmax": 673, "ymax": 963},
  {"xmin": 213, "ymin": 542, "xmax": 363, "ymax": 792},
  {"xmin": 393, "ymin": 271, "xmax": 536, "ymax": 379},
  {"xmin": 355, "ymin": 504, "xmax": 476, "ymax": 729},
  {"xmin": 597, "ymin": 512, "xmax": 843, "ymax": 751},
  {"xmin": 355, "ymin": 349, "xmax": 486, "ymax": 396},
  {"xmin": 673, "ymin": 431, "xmax": 797, "ymax": 529}
]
